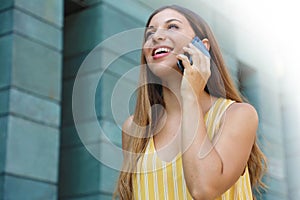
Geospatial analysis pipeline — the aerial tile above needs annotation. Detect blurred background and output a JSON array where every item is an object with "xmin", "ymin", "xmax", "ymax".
[{"xmin": 0, "ymin": 0, "xmax": 299, "ymax": 199}]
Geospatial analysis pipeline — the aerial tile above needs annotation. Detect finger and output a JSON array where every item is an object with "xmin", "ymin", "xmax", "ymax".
[
  {"xmin": 185, "ymin": 44, "xmax": 202, "ymax": 68},
  {"xmin": 188, "ymin": 43, "xmax": 207, "ymax": 62},
  {"xmin": 176, "ymin": 54, "xmax": 192, "ymax": 70},
  {"xmin": 188, "ymin": 42, "xmax": 208, "ymax": 56},
  {"xmin": 182, "ymin": 45, "xmax": 202, "ymax": 69},
  {"xmin": 182, "ymin": 46, "xmax": 196, "ymax": 56},
  {"xmin": 188, "ymin": 43, "xmax": 210, "ymax": 70}
]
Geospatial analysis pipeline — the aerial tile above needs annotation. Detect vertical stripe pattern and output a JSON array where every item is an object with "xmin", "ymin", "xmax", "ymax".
[{"xmin": 132, "ymin": 98, "xmax": 253, "ymax": 199}]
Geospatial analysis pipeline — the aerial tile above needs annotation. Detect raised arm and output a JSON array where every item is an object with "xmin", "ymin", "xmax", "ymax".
[
  {"xmin": 181, "ymin": 99, "xmax": 257, "ymax": 200},
  {"xmin": 178, "ymin": 42, "xmax": 257, "ymax": 200}
]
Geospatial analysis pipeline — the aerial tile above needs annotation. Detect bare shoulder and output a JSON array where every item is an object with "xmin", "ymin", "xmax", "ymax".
[
  {"xmin": 122, "ymin": 115, "xmax": 134, "ymax": 151},
  {"xmin": 227, "ymin": 102, "xmax": 258, "ymax": 123},
  {"xmin": 223, "ymin": 102, "xmax": 259, "ymax": 137}
]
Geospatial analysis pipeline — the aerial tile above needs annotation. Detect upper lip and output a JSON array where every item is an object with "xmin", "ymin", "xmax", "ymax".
[{"xmin": 152, "ymin": 46, "xmax": 173, "ymax": 56}]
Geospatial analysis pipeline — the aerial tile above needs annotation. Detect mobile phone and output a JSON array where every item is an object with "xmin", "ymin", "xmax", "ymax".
[{"xmin": 177, "ymin": 36, "xmax": 211, "ymax": 73}]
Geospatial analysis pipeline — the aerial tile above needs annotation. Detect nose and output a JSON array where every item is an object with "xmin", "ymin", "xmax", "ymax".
[{"xmin": 152, "ymin": 28, "xmax": 166, "ymax": 42}]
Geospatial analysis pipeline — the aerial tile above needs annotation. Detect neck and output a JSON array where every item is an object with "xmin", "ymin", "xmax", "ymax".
[
  {"xmin": 161, "ymin": 78, "xmax": 215, "ymax": 116},
  {"xmin": 161, "ymin": 79, "xmax": 181, "ymax": 115}
]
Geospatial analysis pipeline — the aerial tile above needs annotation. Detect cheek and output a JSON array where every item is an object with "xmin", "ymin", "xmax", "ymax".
[
  {"xmin": 142, "ymin": 49, "xmax": 152, "ymax": 62},
  {"xmin": 175, "ymin": 36, "xmax": 191, "ymax": 52},
  {"xmin": 143, "ymin": 41, "xmax": 152, "ymax": 55}
]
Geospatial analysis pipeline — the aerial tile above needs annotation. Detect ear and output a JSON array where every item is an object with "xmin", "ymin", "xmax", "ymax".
[{"xmin": 202, "ymin": 38, "xmax": 210, "ymax": 51}]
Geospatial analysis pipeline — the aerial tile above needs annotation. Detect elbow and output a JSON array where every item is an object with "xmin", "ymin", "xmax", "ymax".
[{"xmin": 190, "ymin": 186, "xmax": 218, "ymax": 200}]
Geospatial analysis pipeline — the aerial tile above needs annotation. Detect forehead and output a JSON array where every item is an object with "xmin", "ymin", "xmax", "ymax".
[{"xmin": 148, "ymin": 8, "xmax": 189, "ymax": 26}]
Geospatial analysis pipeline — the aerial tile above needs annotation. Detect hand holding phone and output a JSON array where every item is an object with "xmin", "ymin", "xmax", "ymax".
[{"xmin": 177, "ymin": 36, "xmax": 210, "ymax": 73}]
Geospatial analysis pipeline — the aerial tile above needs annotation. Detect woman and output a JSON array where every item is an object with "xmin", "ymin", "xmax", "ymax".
[{"xmin": 115, "ymin": 5, "xmax": 267, "ymax": 200}]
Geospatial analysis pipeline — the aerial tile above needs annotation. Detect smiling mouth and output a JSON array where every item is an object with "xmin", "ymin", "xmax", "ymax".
[{"xmin": 152, "ymin": 47, "xmax": 173, "ymax": 56}]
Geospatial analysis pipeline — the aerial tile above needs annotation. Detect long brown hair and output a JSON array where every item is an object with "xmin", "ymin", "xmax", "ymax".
[{"xmin": 114, "ymin": 5, "xmax": 267, "ymax": 200}]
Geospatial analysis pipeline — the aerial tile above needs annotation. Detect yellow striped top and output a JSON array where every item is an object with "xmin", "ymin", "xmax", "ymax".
[{"xmin": 132, "ymin": 98, "xmax": 253, "ymax": 200}]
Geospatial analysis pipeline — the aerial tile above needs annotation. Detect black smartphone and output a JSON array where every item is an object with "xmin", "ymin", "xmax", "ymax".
[{"xmin": 177, "ymin": 36, "xmax": 211, "ymax": 73}]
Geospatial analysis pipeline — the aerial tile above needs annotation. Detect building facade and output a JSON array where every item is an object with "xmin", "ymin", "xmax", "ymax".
[{"xmin": 1, "ymin": 0, "xmax": 299, "ymax": 199}]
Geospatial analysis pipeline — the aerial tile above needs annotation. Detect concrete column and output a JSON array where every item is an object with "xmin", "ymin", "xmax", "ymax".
[
  {"xmin": 0, "ymin": 0, "xmax": 63, "ymax": 199},
  {"xmin": 59, "ymin": 0, "xmax": 150, "ymax": 199}
]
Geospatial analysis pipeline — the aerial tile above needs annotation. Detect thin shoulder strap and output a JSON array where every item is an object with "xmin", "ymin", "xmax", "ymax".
[{"xmin": 205, "ymin": 98, "xmax": 235, "ymax": 141}]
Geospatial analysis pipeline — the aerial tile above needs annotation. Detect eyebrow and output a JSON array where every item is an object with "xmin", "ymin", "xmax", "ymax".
[
  {"xmin": 165, "ymin": 18, "xmax": 182, "ymax": 24},
  {"xmin": 146, "ymin": 18, "xmax": 183, "ymax": 31}
]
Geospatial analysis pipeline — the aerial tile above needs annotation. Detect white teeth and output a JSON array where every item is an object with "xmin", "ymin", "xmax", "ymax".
[{"xmin": 154, "ymin": 47, "xmax": 171, "ymax": 55}]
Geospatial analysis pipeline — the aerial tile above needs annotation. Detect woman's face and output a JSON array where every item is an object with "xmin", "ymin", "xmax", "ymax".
[{"xmin": 143, "ymin": 9, "xmax": 196, "ymax": 77}]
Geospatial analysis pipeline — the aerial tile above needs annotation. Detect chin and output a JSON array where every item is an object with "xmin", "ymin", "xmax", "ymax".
[{"xmin": 148, "ymin": 62, "xmax": 181, "ymax": 79}]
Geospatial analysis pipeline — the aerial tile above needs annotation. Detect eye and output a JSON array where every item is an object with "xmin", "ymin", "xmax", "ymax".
[
  {"xmin": 145, "ymin": 31, "xmax": 154, "ymax": 40},
  {"xmin": 167, "ymin": 23, "xmax": 179, "ymax": 30}
]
